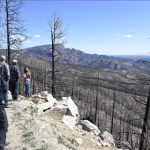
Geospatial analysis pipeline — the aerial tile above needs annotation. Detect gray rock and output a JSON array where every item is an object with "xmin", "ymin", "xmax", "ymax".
[
  {"xmin": 45, "ymin": 105, "xmax": 67, "ymax": 120},
  {"xmin": 102, "ymin": 131, "xmax": 115, "ymax": 147},
  {"xmin": 79, "ymin": 120, "xmax": 100, "ymax": 135},
  {"xmin": 41, "ymin": 91, "xmax": 49, "ymax": 97},
  {"xmin": 57, "ymin": 96, "xmax": 80, "ymax": 122}
]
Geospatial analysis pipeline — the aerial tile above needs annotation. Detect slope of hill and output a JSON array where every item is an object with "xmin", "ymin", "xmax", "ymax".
[{"xmin": 6, "ymin": 92, "xmax": 117, "ymax": 150}]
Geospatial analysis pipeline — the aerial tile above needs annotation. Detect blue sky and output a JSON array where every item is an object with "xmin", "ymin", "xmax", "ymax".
[{"xmin": 2, "ymin": 1, "xmax": 150, "ymax": 55}]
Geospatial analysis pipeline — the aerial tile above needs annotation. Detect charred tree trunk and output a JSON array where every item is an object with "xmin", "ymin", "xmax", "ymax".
[
  {"xmin": 52, "ymin": 35, "xmax": 55, "ymax": 97},
  {"xmin": 139, "ymin": 91, "xmax": 150, "ymax": 150},
  {"xmin": 111, "ymin": 92, "xmax": 116, "ymax": 134},
  {"xmin": 6, "ymin": 0, "xmax": 10, "ymax": 65}
]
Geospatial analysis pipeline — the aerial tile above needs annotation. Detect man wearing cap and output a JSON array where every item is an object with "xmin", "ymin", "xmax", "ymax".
[
  {"xmin": 0, "ymin": 56, "xmax": 10, "ymax": 108},
  {"xmin": 9, "ymin": 60, "xmax": 20, "ymax": 101}
]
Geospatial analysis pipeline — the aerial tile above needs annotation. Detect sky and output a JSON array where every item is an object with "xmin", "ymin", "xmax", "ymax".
[{"xmin": 1, "ymin": 1, "xmax": 150, "ymax": 55}]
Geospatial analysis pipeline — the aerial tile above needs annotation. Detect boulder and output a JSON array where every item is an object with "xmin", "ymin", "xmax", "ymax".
[
  {"xmin": 102, "ymin": 131, "xmax": 114, "ymax": 140},
  {"xmin": 32, "ymin": 94, "xmax": 43, "ymax": 99},
  {"xmin": 98, "ymin": 138, "xmax": 111, "ymax": 147},
  {"xmin": 45, "ymin": 105, "xmax": 67, "ymax": 120},
  {"xmin": 41, "ymin": 91, "xmax": 49, "ymax": 97},
  {"xmin": 98, "ymin": 139, "xmax": 107, "ymax": 147},
  {"xmin": 120, "ymin": 141, "xmax": 132, "ymax": 150},
  {"xmin": 32, "ymin": 93, "xmax": 57, "ymax": 104},
  {"xmin": 57, "ymin": 96, "xmax": 80, "ymax": 122},
  {"xmin": 37, "ymin": 101, "xmax": 57, "ymax": 116},
  {"xmin": 32, "ymin": 97, "xmax": 45, "ymax": 104},
  {"xmin": 46, "ymin": 94, "xmax": 57, "ymax": 103},
  {"xmin": 79, "ymin": 120, "xmax": 100, "ymax": 135},
  {"xmin": 75, "ymin": 138, "xmax": 82, "ymax": 145},
  {"xmin": 62, "ymin": 115, "xmax": 76, "ymax": 130},
  {"xmin": 97, "ymin": 142, "xmax": 102, "ymax": 147},
  {"xmin": 102, "ymin": 131, "xmax": 115, "ymax": 147}
]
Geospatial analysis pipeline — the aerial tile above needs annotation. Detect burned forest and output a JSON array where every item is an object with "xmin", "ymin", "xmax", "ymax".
[{"xmin": 2, "ymin": 44, "xmax": 149, "ymax": 150}]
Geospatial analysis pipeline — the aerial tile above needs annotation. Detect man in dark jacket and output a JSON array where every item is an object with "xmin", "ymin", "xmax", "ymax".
[
  {"xmin": 9, "ymin": 60, "xmax": 20, "ymax": 101},
  {"xmin": 0, "ymin": 86, "xmax": 10, "ymax": 150},
  {"xmin": 0, "ymin": 56, "xmax": 10, "ymax": 108}
]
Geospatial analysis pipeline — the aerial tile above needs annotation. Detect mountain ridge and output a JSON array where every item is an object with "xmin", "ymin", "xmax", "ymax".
[{"xmin": 23, "ymin": 44, "xmax": 148, "ymax": 71}]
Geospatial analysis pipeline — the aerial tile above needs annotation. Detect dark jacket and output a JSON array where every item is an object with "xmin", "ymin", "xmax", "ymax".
[
  {"xmin": 0, "ymin": 86, "xmax": 4, "ymax": 109},
  {"xmin": 10, "ymin": 65, "xmax": 20, "ymax": 81}
]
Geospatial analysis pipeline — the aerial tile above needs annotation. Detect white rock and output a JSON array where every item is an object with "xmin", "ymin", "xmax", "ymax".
[
  {"xmin": 46, "ymin": 94, "xmax": 57, "ymax": 103},
  {"xmin": 97, "ymin": 142, "xmax": 102, "ymax": 147},
  {"xmin": 99, "ymin": 139, "xmax": 107, "ymax": 147},
  {"xmin": 102, "ymin": 131, "xmax": 115, "ymax": 147},
  {"xmin": 45, "ymin": 105, "xmax": 67, "ymax": 120},
  {"xmin": 62, "ymin": 115, "xmax": 76, "ymax": 130},
  {"xmin": 57, "ymin": 96, "xmax": 80, "ymax": 122},
  {"xmin": 102, "ymin": 131, "xmax": 114, "ymax": 140},
  {"xmin": 75, "ymin": 138, "xmax": 82, "ymax": 145},
  {"xmin": 79, "ymin": 120, "xmax": 100, "ymax": 135},
  {"xmin": 41, "ymin": 91, "xmax": 49, "ymax": 97},
  {"xmin": 77, "ymin": 125, "xmax": 82, "ymax": 129}
]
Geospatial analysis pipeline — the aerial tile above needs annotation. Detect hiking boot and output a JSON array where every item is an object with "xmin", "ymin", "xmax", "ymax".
[
  {"xmin": 5, "ymin": 141, "xmax": 10, "ymax": 147},
  {"xmin": 13, "ymin": 99, "xmax": 21, "ymax": 102}
]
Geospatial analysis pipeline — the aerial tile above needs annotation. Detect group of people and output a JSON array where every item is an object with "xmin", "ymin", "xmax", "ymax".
[{"xmin": 0, "ymin": 55, "xmax": 31, "ymax": 150}]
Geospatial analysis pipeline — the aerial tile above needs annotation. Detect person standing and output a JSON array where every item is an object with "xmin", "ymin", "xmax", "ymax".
[
  {"xmin": 9, "ymin": 60, "xmax": 20, "ymax": 101},
  {"xmin": 0, "ymin": 85, "xmax": 11, "ymax": 150},
  {"xmin": 23, "ymin": 68, "xmax": 31, "ymax": 98},
  {"xmin": 0, "ymin": 56, "xmax": 10, "ymax": 108}
]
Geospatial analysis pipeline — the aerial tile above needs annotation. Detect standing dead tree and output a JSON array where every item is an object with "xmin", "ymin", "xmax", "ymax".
[
  {"xmin": 46, "ymin": 10, "xmax": 68, "ymax": 97},
  {"xmin": 136, "ymin": 59, "xmax": 150, "ymax": 150},
  {"xmin": 111, "ymin": 91, "xmax": 116, "ymax": 134},
  {"xmin": 0, "ymin": 1, "xmax": 5, "ymax": 51},
  {"xmin": 131, "ymin": 93, "xmax": 149, "ymax": 150},
  {"xmin": 4, "ymin": 0, "xmax": 28, "ymax": 65}
]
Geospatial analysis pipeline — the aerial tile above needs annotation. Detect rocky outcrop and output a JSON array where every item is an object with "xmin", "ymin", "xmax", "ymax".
[
  {"xmin": 78, "ymin": 120, "xmax": 100, "ymax": 136},
  {"xmin": 9, "ymin": 91, "xmax": 121, "ymax": 150},
  {"xmin": 102, "ymin": 131, "xmax": 115, "ymax": 147},
  {"xmin": 45, "ymin": 104, "xmax": 68, "ymax": 120}
]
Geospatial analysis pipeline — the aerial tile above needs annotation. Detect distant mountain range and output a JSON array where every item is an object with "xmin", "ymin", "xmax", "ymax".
[{"xmin": 14, "ymin": 45, "xmax": 150, "ymax": 71}]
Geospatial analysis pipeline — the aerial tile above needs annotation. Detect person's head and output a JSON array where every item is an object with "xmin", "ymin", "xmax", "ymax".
[
  {"xmin": 1, "ymin": 56, "xmax": 6, "ymax": 61},
  {"xmin": 24, "ymin": 68, "xmax": 29, "ymax": 73},
  {"xmin": 12, "ymin": 59, "xmax": 17, "ymax": 65}
]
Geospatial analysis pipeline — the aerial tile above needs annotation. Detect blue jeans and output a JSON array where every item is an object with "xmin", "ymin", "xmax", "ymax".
[
  {"xmin": 9, "ymin": 81, "xmax": 19, "ymax": 100},
  {"xmin": 0, "ymin": 108, "xmax": 8, "ymax": 150},
  {"xmin": 25, "ymin": 81, "xmax": 30, "ymax": 97},
  {"xmin": 1, "ymin": 81, "xmax": 8, "ymax": 107}
]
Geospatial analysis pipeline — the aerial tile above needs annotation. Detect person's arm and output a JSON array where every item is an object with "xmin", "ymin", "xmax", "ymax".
[
  {"xmin": 0, "ymin": 87, "xmax": 5, "ymax": 105},
  {"xmin": 23, "ymin": 73, "xmax": 26, "ymax": 78},
  {"xmin": 5, "ymin": 64, "xmax": 10, "ymax": 81},
  {"xmin": 17, "ymin": 67, "xmax": 20, "ymax": 81}
]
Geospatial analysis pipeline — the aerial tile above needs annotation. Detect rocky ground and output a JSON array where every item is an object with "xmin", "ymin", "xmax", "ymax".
[{"xmin": 5, "ymin": 93, "xmax": 117, "ymax": 150}]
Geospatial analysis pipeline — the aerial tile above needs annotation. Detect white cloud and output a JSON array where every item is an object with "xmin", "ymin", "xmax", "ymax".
[
  {"xmin": 122, "ymin": 35, "xmax": 133, "ymax": 38},
  {"xmin": 48, "ymin": 42, "xmax": 52, "ymax": 44},
  {"xmin": 10, "ymin": 34, "xmax": 24, "ymax": 40},
  {"xmin": 27, "ymin": 41, "xmax": 32, "ymax": 43},
  {"xmin": 126, "ymin": 35, "xmax": 133, "ymax": 38},
  {"xmin": 118, "ymin": 34, "xmax": 121, "ymax": 36},
  {"xmin": 34, "ymin": 35, "xmax": 40, "ymax": 37}
]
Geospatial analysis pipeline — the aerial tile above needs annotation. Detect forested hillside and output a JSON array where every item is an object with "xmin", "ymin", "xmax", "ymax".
[
  {"xmin": 0, "ymin": 45, "xmax": 150, "ymax": 149},
  {"xmin": 1, "ymin": 44, "xmax": 148, "ymax": 150}
]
